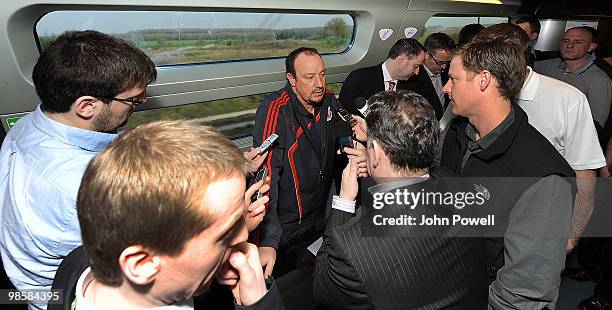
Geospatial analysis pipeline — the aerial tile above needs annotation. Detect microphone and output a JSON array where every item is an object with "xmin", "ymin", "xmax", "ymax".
[
  {"xmin": 334, "ymin": 115, "xmax": 355, "ymax": 153},
  {"xmin": 354, "ymin": 97, "xmax": 369, "ymax": 118},
  {"xmin": 336, "ymin": 106, "xmax": 357, "ymax": 127}
]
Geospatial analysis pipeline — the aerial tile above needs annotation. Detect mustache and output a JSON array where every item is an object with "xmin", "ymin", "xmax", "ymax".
[{"xmin": 312, "ymin": 87, "xmax": 324, "ymax": 93}]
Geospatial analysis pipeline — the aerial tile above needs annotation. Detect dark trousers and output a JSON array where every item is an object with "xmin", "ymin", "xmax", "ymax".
[
  {"xmin": 578, "ymin": 177, "xmax": 612, "ymax": 301},
  {"xmin": 579, "ymin": 237, "xmax": 612, "ymax": 301}
]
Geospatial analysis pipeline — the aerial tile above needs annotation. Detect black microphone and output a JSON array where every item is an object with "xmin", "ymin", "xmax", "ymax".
[
  {"xmin": 334, "ymin": 116, "xmax": 355, "ymax": 153},
  {"xmin": 354, "ymin": 97, "xmax": 368, "ymax": 118},
  {"xmin": 336, "ymin": 105, "xmax": 357, "ymax": 127}
]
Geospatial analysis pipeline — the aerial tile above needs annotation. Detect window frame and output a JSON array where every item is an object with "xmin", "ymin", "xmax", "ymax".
[{"xmin": 34, "ymin": 9, "xmax": 357, "ymax": 68}]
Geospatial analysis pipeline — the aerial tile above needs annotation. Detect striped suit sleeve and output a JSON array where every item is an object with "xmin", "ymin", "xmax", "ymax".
[
  {"xmin": 251, "ymin": 93, "xmax": 287, "ymax": 249},
  {"xmin": 314, "ymin": 207, "xmax": 374, "ymax": 309}
]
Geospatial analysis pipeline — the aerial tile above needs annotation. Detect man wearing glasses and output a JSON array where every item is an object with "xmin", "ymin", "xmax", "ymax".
[
  {"xmin": 0, "ymin": 30, "xmax": 156, "ymax": 309},
  {"xmin": 405, "ymin": 32, "xmax": 455, "ymax": 120}
]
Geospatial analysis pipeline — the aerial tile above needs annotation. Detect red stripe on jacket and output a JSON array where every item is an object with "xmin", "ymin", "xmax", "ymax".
[
  {"xmin": 262, "ymin": 92, "xmax": 289, "ymax": 140},
  {"xmin": 261, "ymin": 93, "xmax": 290, "ymax": 210},
  {"xmin": 288, "ymin": 127, "xmax": 305, "ymax": 222},
  {"xmin": 287, "ymin": 112, "xmax": 322, "ymax": 222}
]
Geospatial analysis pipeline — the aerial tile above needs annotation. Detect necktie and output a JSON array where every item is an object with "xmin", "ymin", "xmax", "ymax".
[{"xmin": 388, "ymin": 81, "xmax": 396, "ymax": 91}]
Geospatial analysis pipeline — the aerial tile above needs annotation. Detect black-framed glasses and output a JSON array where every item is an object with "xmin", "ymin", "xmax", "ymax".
[
  {"xmin": 100, "ymin": 91, "xmax": 147, "ymax": 106},
  {"xmin": 429, "ymin": 52, "xmax": 450, "ymax": 66}
]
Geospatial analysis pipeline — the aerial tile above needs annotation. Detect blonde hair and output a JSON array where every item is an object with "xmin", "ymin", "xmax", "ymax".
[{"xmin": 77, "ymin": 120, "xmax": 247, "ymax": 286}]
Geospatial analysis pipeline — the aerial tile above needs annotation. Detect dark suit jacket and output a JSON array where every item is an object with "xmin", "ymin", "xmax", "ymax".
[
  {"xmin": 48, "ymin": 246, "xmax": 88, "ymax": 310},
  {"xmin": 405, "ymin": 65, "xmax": 448, "ymax": 120},
  {"xmin": 313, "ymin": 169, "xmax": 488, "ymax": 310},
  {"xmin": 338, "ymin": 63, "xmax": 410, "ymax": 115}
]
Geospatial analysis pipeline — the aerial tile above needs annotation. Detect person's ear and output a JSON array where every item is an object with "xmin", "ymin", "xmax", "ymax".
[
  {"xmin": 287, "ymin": 73, "xmax": 297, "ymax": 88},
  {"xmin": 73, "ymin": 96, "xmax": 99, "ymax": 120},
  {"xmin": 478, "ymin": 70, "xmax": 492, "ymax": 92},
  {"xmin": 397, "ymin": 54, "xmax": 408, "ymax": 66},
  {"xmin": 118, "ymin": 246, "xmax": 161, "ymax": 286},
  {"xmin": 588, "ymin": 42, "xmax": 598, "ymax": 54},
  {"xmin": 371, "ymin": 139, "xmax": 383, "ymax": 168},
  {"xmin": 531, "ymin": 32, "xmax": 539, "ymax": 42}
]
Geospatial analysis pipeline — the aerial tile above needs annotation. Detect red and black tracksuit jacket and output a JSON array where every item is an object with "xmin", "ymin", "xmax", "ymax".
[{"xmin": 252, "ymin": 84, "xmax": 341, "ymax": 250}]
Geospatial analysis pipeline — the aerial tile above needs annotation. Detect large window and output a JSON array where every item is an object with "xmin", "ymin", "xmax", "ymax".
[
  {"xmin": 418, "ymin": 16, "xmax": 509, "ymax": 44},
  {"xmin": 35, "ymin": 10, "xmax": 350, "ymax": 141},
  {"xmin": 36, "ymin": 11, "xmax": 354, "ymax": 66}
]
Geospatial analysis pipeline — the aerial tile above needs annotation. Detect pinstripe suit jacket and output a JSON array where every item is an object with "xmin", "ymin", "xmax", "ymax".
[{"xmin": 313, "ymin": 171, "xmax": 488, "ymax": 310}]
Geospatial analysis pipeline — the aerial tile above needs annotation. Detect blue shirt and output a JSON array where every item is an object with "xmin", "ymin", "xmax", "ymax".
[{"xmin": 0, "ymin": 106, "xmax": 116, "ymax": 297}]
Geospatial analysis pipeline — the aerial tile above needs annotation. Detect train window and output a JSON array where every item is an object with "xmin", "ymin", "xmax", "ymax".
[
  {"xmin": 122, "ymin": 93, "xmax": 266, "ymax": 140},
  {"xmin": 478, "ymin": 17, "xmax": 510, "ymax": 26},
  {"xmin": 36, "ymin": 11, "xmax": 354, "ymax": 66},
  {"xmin": 419, "ymin": 16, "xmax": 509, "ymax": 43},
  {"xmin": 121, "ymin": 82, "xmax": 343, "ymax": 140}
]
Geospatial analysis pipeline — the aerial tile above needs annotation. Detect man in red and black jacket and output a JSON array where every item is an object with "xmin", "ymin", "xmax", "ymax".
[{"xmin": 252, "ymin": 47, "xmax": 343, "ymax": 277}]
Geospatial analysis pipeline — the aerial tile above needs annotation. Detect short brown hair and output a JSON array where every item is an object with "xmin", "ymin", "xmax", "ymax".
[
  {"xmin": 457, "ymin": 37, "xmax": 526, "ymax": 100},
  {"xmin": 474, "ymin": 23, "xmax": 531, "ymax": 62},
  {"xmin": 77, "ymin": 120, "xmax": 247, "ymax": 286}
]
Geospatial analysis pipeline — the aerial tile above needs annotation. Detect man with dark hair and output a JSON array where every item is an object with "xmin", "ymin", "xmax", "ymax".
[
  {"xmin": 515, "ymin": 16, "xmax": 542, "ymax": 66},
  {"xmin": 72, "ymin": 120, "xmax": 283, "ymax": 309},
  {"xmin": 252, "ymin": 47, "xmax": 341, "ymax": 277},
  {"xmin": 457, "ymin": 23, "xmax": 484, "ymax": 46},
  {"xmin": 314, "ymin": 90, "xmax": 487, "ymax": 309},
  {"xmin": 515, "ymin": 16, "xmax": 540, "ymax": 43},
  {"xmin": 535, "ymin": 26, "xmax": 612, "ymax": 130},
  {"xmin": 405, "ymin": 32, "xmax": 455, "ymax": 119},
  {"xmin": 0, "ymin": 30, "xmax": 156, "ymax": 307},
  {"xmin": 440, "ymin": 37, "xmax": 575, "ymax": 309},
  {"xmin": 338, "ymin": 38, "xmax": 426, "ymax": 114}
]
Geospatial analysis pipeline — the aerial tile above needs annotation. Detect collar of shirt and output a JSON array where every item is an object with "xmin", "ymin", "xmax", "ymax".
[
  {"xmin": 295, "ymin": 97, "xmax": 320, "ymax": 120},
  {"xmin": 381, "ymin": 62, "xmax": 397, "ymax": 85},
  {"xmin": 74, "ymin": 268, "xmax": 194, "ymax": 310},
  {"xmin": 423, "ymin": 64, "xmax": 439, "ymax": 78},
  {"xmin": 560, "ymin": 58, "xmax": 595, "ymax": 74},
  {"xmin": 515, "ymin": 66, "xmax": 539, "ymax": 102},
  {"xmin": 465, "ymin": 106, "xmax": 516, "ymax": 151},
  {"xmin": 32, "ymin": 105, "xmax": 117, "ymax": 152},
  {"xmin": 368, "ymin": 173, "xmax": 430, "ymax": 194},
  {"xmin": 286, "ymin": 84, "xmax": 321, "ymax": 119}
]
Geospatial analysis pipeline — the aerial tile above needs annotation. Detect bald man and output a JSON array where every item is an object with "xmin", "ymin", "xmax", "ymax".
[{"xmin": 535, "ymin": 26, "xmax": 612, "ymax": 129}]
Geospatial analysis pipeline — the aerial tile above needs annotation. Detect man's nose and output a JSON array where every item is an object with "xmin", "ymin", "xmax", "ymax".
[
  {"xmin": 443, "ymin": 80, "xmax": 451, "ymax": 94},
  {"xmin": 314, "ymin": 75, "xmax": 324, "ymax": 88}
]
